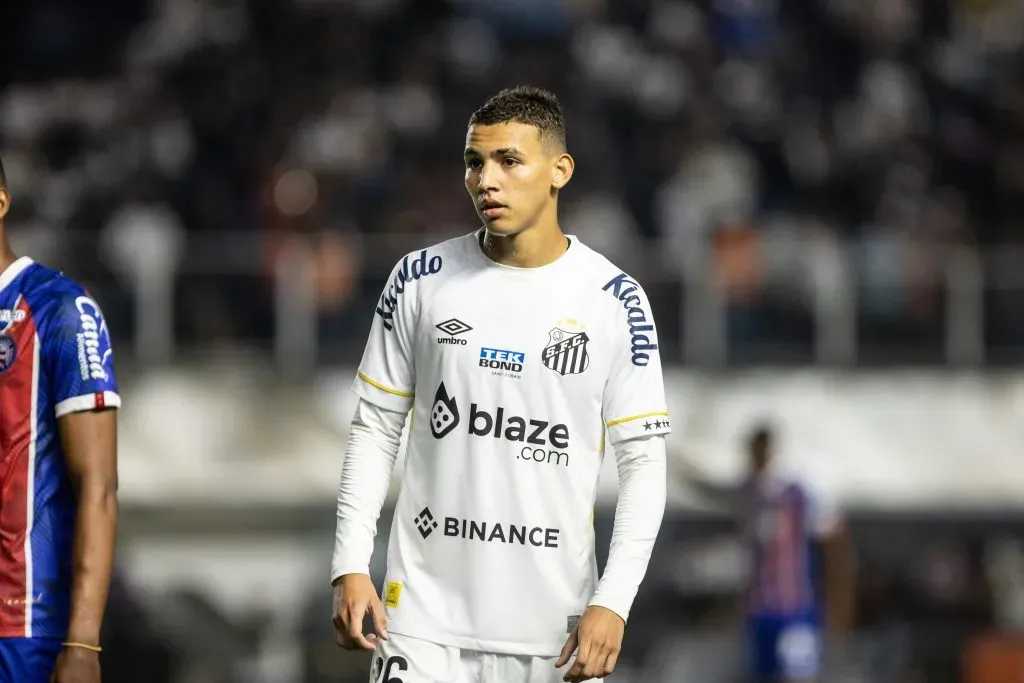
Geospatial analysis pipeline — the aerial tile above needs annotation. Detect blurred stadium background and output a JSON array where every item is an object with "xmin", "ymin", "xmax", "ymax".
[{"xmin": 3, "ymin": 0, "xmax": 1024, "ymax": 681}]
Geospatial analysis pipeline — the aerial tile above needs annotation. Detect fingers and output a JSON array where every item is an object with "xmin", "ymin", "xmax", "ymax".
[
  {"xmin": 604, "ymin": 648, "xmax": 620, "ymax": 676},
  {"xmin": 561, "ymin": 630, "xmax": 620, "ymax": 682},
  {"xmin": 332, "ymin": 613, "xmax": 355, "ymax": 650},
  {"xmin": 563, "ymin": 636, "xmax": 592, "ymax": 682},
  {"xmin": 554, "ymin": 628, "xmax": 579, "ymax": 668},
  {"xmin": 332, "ymin": 598, "xmax": 378, "ymax": 651},
  {"xmin": 348, "ymin": 601, "xmax": 377, "ymax": 651},
  {"xmin": 368, "ymin": 595, "xmax": 390, "ymax": 641}
]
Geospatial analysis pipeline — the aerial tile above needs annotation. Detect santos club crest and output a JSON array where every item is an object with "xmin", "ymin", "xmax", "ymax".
[{"xmin": 542, "ymin": 323, "xmax": 590, "ymax": 376}]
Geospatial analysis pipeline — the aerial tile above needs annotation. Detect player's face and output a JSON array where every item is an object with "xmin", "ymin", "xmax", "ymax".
[
  {"xmin": 749, "ymin": 435, "xmax": 772, "ymax": 473},
  {"xmin": 464, "ymin": 122, "xmax": 571, "ymax": 235}
]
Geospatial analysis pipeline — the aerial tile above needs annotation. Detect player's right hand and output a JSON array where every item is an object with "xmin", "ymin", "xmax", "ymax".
[{"xmin": 332, "ymin": 573, "xmax": 389, "ymax": 651}]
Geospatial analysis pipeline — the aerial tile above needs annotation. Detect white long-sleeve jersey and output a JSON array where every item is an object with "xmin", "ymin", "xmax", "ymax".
[{"xmin": 332, "ymin": 230, "xmax": 670, "ymax": 656}]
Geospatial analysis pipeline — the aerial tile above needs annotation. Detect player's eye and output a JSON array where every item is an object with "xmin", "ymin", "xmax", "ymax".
[
  {"xmin": 503, "ymin": 158, "xmax": 520, "ymax": 167},
  {"xmin": 466, "ymin": 158, "xmax": 482, "ymax": 170}
]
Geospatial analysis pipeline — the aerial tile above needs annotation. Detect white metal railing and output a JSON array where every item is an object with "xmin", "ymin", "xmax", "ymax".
[
  {"xmin": 47, "ymin": 230, "xmax": 1018, "ymax": 371},
  {"xmin": 273, "ymin": 238, "xmax": 319, "ymax": 373},
  {"xmin": 945, "ymin": 247, "xmax": 986, "ymax": 365},
  {"xmin": 678, "ymin": 239, "xmax": 998, "ymax": 367}
]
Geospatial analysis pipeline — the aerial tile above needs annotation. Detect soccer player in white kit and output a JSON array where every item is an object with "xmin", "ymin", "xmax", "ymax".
[{"xmin": 330, "ymin": 86, "xmax": 671, "ymax": 683}]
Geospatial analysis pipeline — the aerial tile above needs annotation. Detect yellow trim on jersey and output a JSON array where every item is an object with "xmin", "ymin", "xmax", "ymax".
[
  {"xmin": 606, "ymin": 411, "xmax": 669, "ymax": 428},
  {"xmin": 357, "ymin": 372, "xmax": 414, "ymax": 398}
]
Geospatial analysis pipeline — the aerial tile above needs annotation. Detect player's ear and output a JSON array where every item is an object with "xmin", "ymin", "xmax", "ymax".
[
  {"xmin": 551, "ymin": 153, "xmax": 574, "ymax": 190},
  {"xmin": 0, "ymin": 188, "xmax": 9, "ymax": 223}
]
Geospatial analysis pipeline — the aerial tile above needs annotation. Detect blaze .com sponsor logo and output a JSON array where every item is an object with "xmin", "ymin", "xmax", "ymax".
[{"xmin": 429, "ymin": 382, "xmax": 569, "ymax": 466}]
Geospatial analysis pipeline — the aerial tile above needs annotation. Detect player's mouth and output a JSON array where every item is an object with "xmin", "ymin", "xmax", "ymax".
[{"xmin": 479, "ymin": 200, "xmax": 508, "ymax": 220}]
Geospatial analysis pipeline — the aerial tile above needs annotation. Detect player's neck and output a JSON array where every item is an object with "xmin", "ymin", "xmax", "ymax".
[{"xmin": 481, "ymin": 222, "xmax": 568, "ymax": 269}]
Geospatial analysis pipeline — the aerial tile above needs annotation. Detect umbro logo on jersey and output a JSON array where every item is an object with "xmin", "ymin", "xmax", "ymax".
[
  {"xmin": 436, "ymin": 318, "xmax": 472, "ymax": 345},
  {"xmin": 414, "ymin": 507, "xmax": 438, "ymax": 538},
  {"xmin": 542, "ymin": 327, "xmax": 590, "ymax": 376},
  {"xmin": 430, "ymin": 382, "xmax": 460, "ymax": 438}
]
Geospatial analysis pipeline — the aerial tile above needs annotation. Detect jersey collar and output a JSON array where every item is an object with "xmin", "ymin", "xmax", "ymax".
[
  {"xmin": 0, "ymin": 256, "xmax": 33, "ymax": 294},
  {"xmin": 747, "ymin": 461, "xmax": 788, "ymax": 496},
  {"xmin": 472, "ymin": 228, "xmax": 582, "ymax": 273}
]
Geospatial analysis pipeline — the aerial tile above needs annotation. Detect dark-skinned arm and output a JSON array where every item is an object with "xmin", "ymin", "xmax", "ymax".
[
  {"xmin": 820, "ymin": 525, "xmax": 856, "ymax": 633},
  {"xmin": 58, "ymin": 407, "xmax": 118, "ymax": 648},
  {"xmin": 675, "ymin": 451, "xmax": 743, "ymax": 511}
]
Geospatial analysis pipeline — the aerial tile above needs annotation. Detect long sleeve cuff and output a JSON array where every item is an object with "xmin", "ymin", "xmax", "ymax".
[
  {"xmin": 330, "ymin": 398, "xmax": 407, "ymax": 583},
  {"xmin": 588, "ymin": 434, "xmax": 667, "ymax": 623}
]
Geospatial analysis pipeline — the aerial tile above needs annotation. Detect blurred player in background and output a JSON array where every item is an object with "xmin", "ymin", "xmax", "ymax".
[
  {"xmin": 680, "ymin": 423, "xmax": 855, "ymax": 682},
  {"xmin": 330, "ymin": 86, "xmax": 670, "ymax": 683},
  {"xmin": 0, "ymin": 159, "xmax": 120, "ymax": 683}
]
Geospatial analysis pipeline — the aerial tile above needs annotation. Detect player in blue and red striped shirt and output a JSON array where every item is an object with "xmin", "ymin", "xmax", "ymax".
[
  {"xmin": 682, "ymin": 424, "xmax": 855, "ymax": 682},
  {"xmin": 0, "ymin": 159, "xmax": 120, "ymax": 683}
]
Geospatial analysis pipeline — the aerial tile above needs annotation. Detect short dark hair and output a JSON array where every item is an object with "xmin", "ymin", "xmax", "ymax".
[
  {"xmin": 468, "ymin": 86, "xmax": 566, "ymax": 151},
  {"xmin": 748, "ymin": 423, "xmax": 774, "ymax": 451},
  {"xmin": 0, "ymin": 154, "xmax": 6, "ymax": 189}
]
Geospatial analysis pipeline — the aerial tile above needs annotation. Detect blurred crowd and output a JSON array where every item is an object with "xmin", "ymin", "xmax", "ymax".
[{"xmin": 2, "ymin": 0, "xmax": 1024, "ymax": 363}]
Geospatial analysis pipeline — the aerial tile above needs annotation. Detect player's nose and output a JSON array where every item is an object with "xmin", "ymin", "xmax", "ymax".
[{"xmin": 476, "ymin": 160, "xmax": 500, "ymax": 191}]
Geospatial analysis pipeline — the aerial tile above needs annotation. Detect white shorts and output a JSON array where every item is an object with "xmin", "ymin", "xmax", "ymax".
[{"xmin": 369, "ymin": 632, "xmax": 588, "ymax": 683}]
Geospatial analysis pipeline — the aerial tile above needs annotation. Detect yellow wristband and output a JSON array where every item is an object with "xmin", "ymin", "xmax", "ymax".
[{"xmin": 63, "ymin": 642, "xmax": 102, "ymax": 653}]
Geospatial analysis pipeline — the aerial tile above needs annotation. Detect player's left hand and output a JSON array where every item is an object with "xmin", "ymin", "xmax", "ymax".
[
  {"xmin": 50, "ymin": 646, "xmax": 101, "ymax": 683},
  {"xmin": 555, "ymin": 605, "xmax": 624, "ymax": 682}
]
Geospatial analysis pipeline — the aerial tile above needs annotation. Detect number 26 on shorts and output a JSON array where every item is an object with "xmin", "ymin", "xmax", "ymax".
[{"xmin": 372, "ymin": 655, "xmax": 408, "ymax": 683}]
